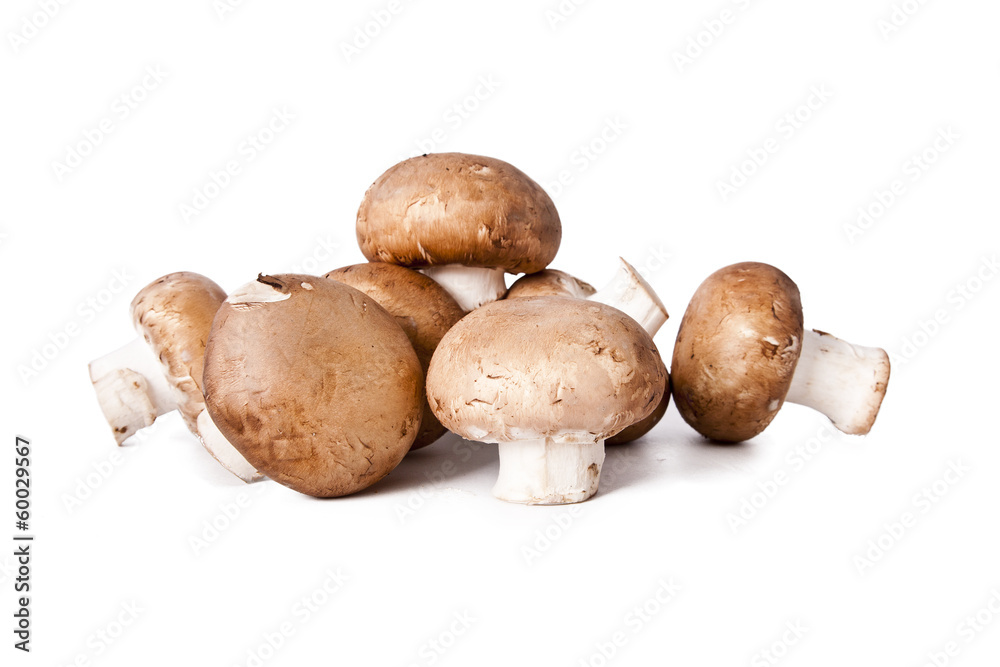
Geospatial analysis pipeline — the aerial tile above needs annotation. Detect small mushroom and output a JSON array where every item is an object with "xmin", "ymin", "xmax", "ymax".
[
  {"xmin": 323, "ymin": 263, "xmax": 464, "ymax": 450},
  {"xmin": 671, "ymin": 262, "xmax": 890, "ymax": 442},
  {"xmin": 202, "ymin": 274, "xmax": 423, "ymax": 497},
  {"xmin": 506, "ymin": 261, "xmax": 671, "ymax": 445},
  {"xmin": 356, "ymin": 152, "xmax": 561, "ymax": 311},
  {"xmin": 426, "ymin": 297, "xmax": 667, "ymax": 504},
  {"xmin": 88, "ymin": 272, "xmax": 261, "ymax": 482}
]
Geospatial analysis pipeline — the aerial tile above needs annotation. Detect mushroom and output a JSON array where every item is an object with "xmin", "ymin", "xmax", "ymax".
[
  {"xmin": 202, "ymin": 274, "xmax": 423, "ymax": 497},
  {"xmin": 671, "ymin": 262, "xmax": 890, "ymax": 442},
  {"xmin": 323, "ymin": 262, "xmax": 464, "ymax": 450},
  {"xmin": 426, "ymin": 296, "xmax": 667, "ymax": 504},
  {"xmin": 506, "ymin": 261, "xmax": 671, "ymax": 445},
  {"xmin": 356, "ymin": 153, "xmax": 561, "ymax": 311},
  {"xmin": 88, "ymin": 272, "xmax": 262, "ymax": 482}
]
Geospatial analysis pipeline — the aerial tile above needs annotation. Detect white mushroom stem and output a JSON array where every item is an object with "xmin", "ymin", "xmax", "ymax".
[
  {"xmin": 196, "ymin": 411, "xmax": 264, "ymax": 483},
  {"xmin": 785, "ymin": 329, "xmax": 891, "ymax": 435},
  {"xmin": 492, "ymin": 438, "xmax": 605, "ymax": 505},
  {"xmin": 420, "ymin": 265, "xmax": 507, "ymax": 311},
  {"xmin": 589, "ymin": 258, "xmax": 668, "ymax": 337},
  {"xmin": 89, "ymin": 337, "xmax": 177, "ymax": 445}
]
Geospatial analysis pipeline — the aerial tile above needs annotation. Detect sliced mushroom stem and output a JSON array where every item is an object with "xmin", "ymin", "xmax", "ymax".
[
  {"xmin": 196, "ymin": 411, "xmax": 264, "ymax": 483},
  {"xmin": 89, "ymin": 337, "xmax": 177, "ymax": 444},
  {"xmin": 420, "ymin": 265, "xmax": 507, "ymax": 311},
  {"xmin": 589, "ymin": 258, "xmax": 668, "ymax": 336},
  {"xmin": 493, "ymin": 438, "xmax": 606, "ymax": 505},
  {"xmin": 785, "ymin": 329, "xmax": 891, "ymax": 435}
]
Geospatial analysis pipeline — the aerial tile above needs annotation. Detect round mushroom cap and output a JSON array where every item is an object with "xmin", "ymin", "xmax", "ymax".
[
  {"xmin": 324, "ymin": 263, "xmax": 464, "ymax": 450},
  {"xmin": 130, "ymin": 272, "xmax": 227, "ymax": 430},
  {"xmin": 427, "ymin": 296, "xmax": 666, "ymax": 444},
  {"xmin": 671, "ymin": 262, "xmax": 805, "ymax": 442},
  {"xmin": 506, "ymin": 269, "xmax": 596, "ymax": 300},
  {"xmin": 203, "ymin": 274, "xmax": 423, "ymax": 497},
  {"xmin": 357, "ymin": 153, "xmax": 561, "ymax": 273}
]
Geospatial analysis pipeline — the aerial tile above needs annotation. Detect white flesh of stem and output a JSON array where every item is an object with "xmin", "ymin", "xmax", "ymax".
[{"xmin": 493, "ymin": 437, "xmax": 605, "ymax": 505}]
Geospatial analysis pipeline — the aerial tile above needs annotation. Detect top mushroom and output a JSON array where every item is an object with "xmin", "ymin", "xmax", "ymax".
[{"xmin": 356, "ymin": 153, "xmax": 562, "ymax": 310}]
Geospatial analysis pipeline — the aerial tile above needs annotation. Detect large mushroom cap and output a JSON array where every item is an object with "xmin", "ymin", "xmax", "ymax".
[
  {"xmin": 427, "ymin": 296, "xmax": 667, "ymax": 444},
  {"xmin": 671, "ymin": 262, "xmax": 805, "ymax": 442},
  {"xmin": 324, "ymin": 263, "xmax": 464, "ymax": 450},
  {"xmin": 356, "ymin": 153, "xmax": 561, "ymax": 273},
  {"xmin": 506, "ymin": 269, "xmax": 596, "ymax": 300},
  {"xmin": 203, "ymin": 274, "xmax": 423, "ymax": 497},
  {"xmin": 130, "ymin": 271, "xmax": 227, "ymax": 429}
]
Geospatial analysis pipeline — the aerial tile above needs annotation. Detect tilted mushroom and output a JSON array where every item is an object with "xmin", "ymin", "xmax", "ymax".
[
  {"xmin": 323, "ymin": 262, "xmax": 464, "ymax": 450},
  {"xmin": 202, "ymin": 274, "xmax": 423, "ymax": 497},
  {"xmin": 506, "ymin": 260, "xmax": 671, "ymax": 445},
  {"xmin": 356, "ymin": 152, "xmax": 561, "ymax": 311},
  {"xmin": 426, "ymin": 297, "xmax": 667, "ymax": 504},
  {"xmin": 671, "ymin": 262, "xmax": 890, "ymax": 442},
  {"xmin": 88, "ymin": 272, "xmax": 262, "ymax": 482}
]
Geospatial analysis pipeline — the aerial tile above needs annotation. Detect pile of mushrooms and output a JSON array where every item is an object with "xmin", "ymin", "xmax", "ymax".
[{"xmin": 89, "ymin": 152, "xmax": 890, "ymax": 504}]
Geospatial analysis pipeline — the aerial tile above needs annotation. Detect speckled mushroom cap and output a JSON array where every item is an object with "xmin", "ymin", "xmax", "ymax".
[
  {"xmin": 671, "ymin": 262, "xmax": 805, "ymax": 442},
  {"xmin": 356, "ymin": 153, "xmax": 561, "ymax": 273},
  {"xmin": 202, "ymin": 274, "xmax": 423, "ymax": 497},
  {"xmin": 426, "ymin": 296, "xmax": 667, "ymax": 444},
  {"xmin": 323, "ymin": 263, "xmax": 464, "ymax": 450},
  {"xmin": 606, "ymin": 361, "xmax": 670, "ymax": 445},
  {"xmin": 130, "ymin": 272, "xmax": 226, "ymax": 431},
  {"xmin": 505, "ymin": 269, "xmax": 596, "ymax": 299}
]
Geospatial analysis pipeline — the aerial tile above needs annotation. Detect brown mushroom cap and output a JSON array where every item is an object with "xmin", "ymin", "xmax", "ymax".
[
  {"xmin": 356, "ymin": 153, "xmax": 561, "ymax": 273},
  {"xmin": 427, "ymin": 296, "xmax": 666, "ymax": 444},
  {"xmin": 506, "ymin": 269, "xmax": 596, "ymax": 300},
  {"xmin": 130, "ymin": 272, "xmax": 226, "ymax": 430},
  {"xmin": 606, "ymin": 359, "xmax": 670, "ymax": 445},
  {"xmin": 671, "ymin": 262, "xmax": 805, "ymax": 442},
  {"xmin": 203, "ymin": 274, "xmax": 423, "ymax": 497},
  {"xmin": 323, "ymin": 263, "xmax": 464, "ymax": 450}
]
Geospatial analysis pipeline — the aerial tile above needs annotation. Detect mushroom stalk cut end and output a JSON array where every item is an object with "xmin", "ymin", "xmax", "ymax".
[
  {"xmin": 88, "ymin": 337, "xmax": 177, "ymax": 445},
  {"xmin": 589, "ymin": 258, "xmax": 668, "ymax": 337},
  {"xmin": 420, "ymin": 265, "xmax": 507, "ymax": 311},
  {"xmin": 492, "ymin": 438, "xmax": 605, "ymax": 505},
  {"xmin": 785, "ymin": 329, "xmax": 891, "ymax": 435}
]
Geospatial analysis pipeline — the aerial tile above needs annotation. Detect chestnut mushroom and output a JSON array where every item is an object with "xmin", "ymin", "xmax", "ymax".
[
  {"xmin": 202, "ymin": 275, "xmax": 423, "ymax": 497},
  {"xmin": 671, "ymin": 262, "xmax": 890, "ymax": 442},
  {"xmin": 356, "ymin": 152, "xmax": 561, "ymax": 310}
]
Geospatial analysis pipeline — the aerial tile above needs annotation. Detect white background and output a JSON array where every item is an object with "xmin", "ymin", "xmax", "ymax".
[{"xmin": 3, "ymin": 1, "xmax": 999, "ymax": 665}]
